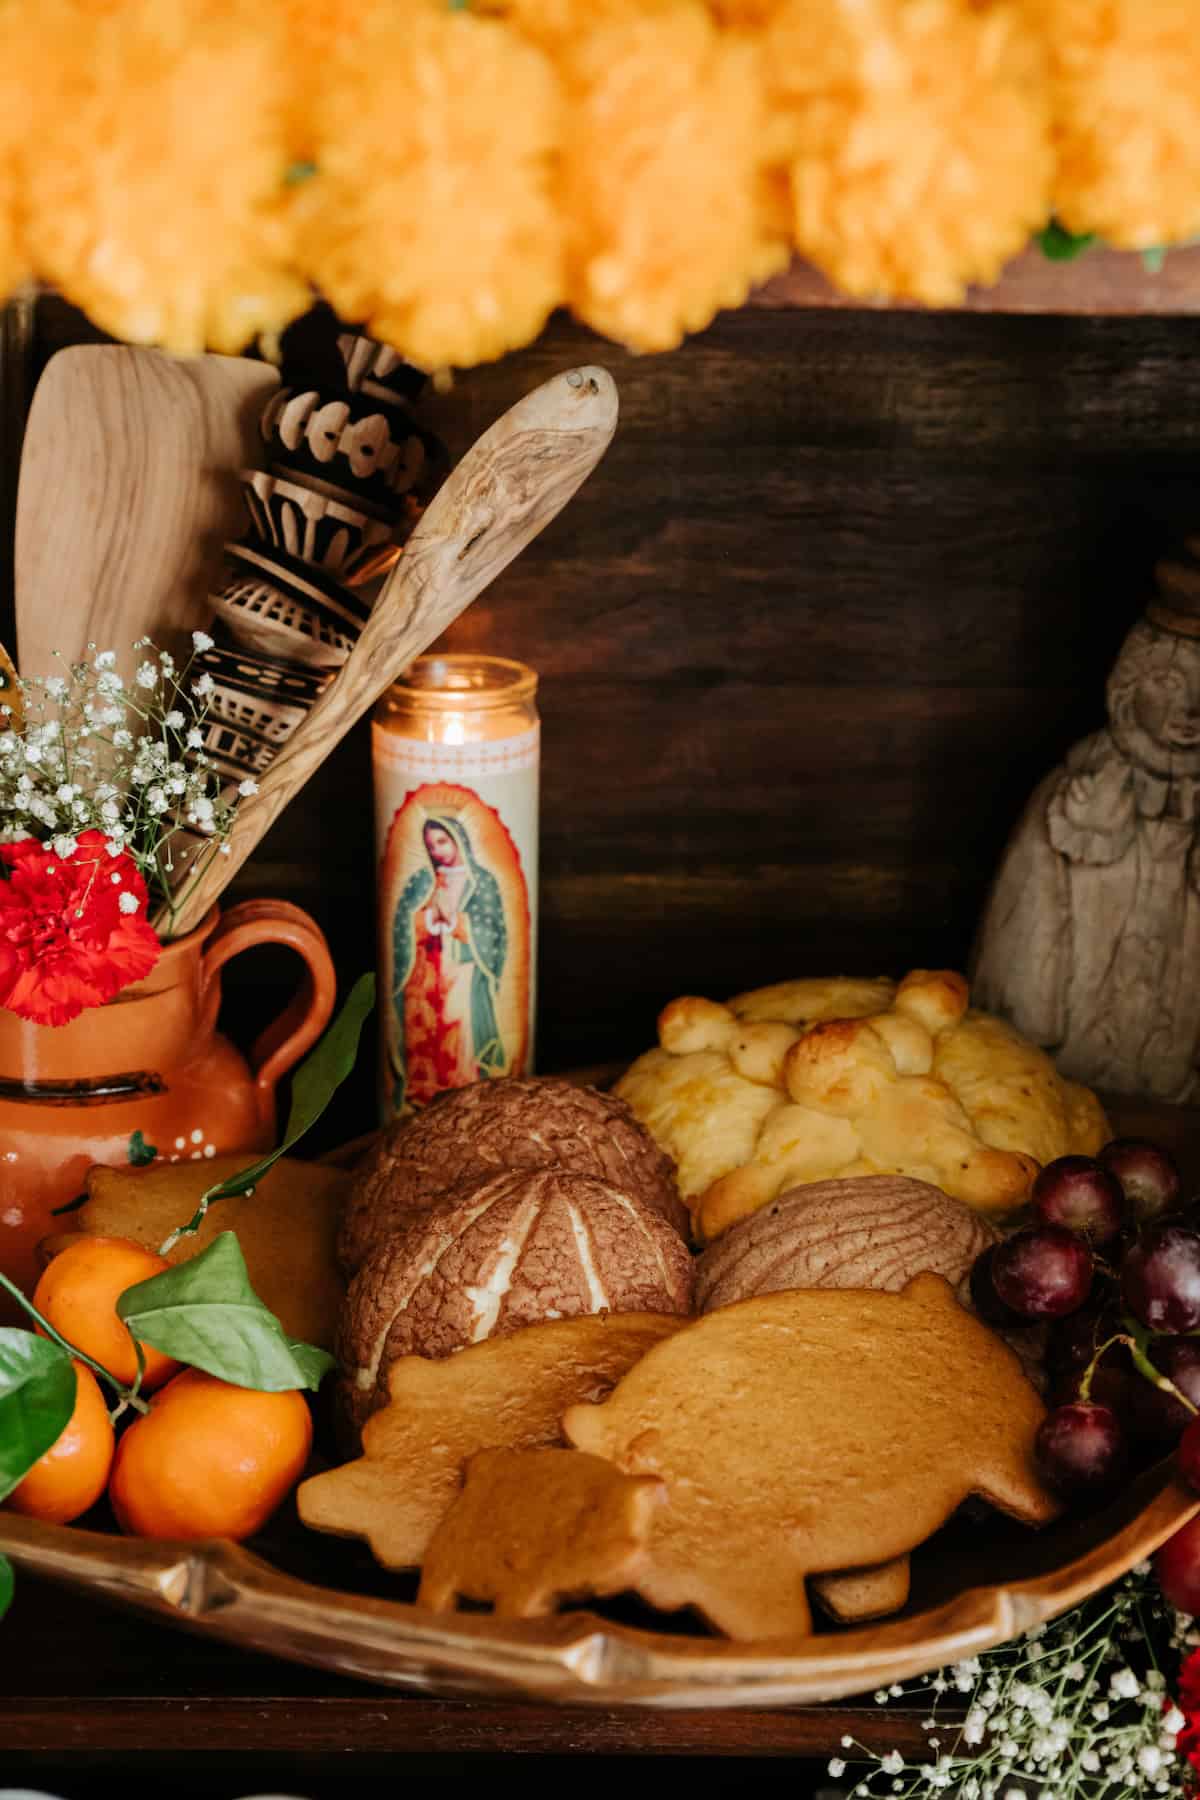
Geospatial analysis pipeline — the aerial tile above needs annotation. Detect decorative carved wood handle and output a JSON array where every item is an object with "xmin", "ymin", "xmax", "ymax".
[{"xmin": 156, "ymin": 365, "xmax": 619, "ymax": 939}]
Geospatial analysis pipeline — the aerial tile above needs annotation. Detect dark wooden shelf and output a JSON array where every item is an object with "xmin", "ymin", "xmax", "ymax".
[
  {"xmin": 752, "ymin": 245, "xmax": 1200, "ymax": 315},
  {"xmin": 1, "ymin": 1573, "xmax": 932, "ymax": 1763}
]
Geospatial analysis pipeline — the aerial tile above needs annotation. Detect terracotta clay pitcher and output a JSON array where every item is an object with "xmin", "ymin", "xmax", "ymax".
[{"xmin": 0, "ymin": 899, "xmax": 336, "ymax": 1312}]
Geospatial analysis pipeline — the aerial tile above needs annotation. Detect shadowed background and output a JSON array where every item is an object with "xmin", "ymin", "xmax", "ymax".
[{"xmin": 5, "ymin": 297, "xmax": 1200, "ymax": 1146}]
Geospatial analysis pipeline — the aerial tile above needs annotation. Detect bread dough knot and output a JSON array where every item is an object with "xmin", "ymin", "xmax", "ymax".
[{"xmin": 618, "ymin": 970, "xmax": 1108, "ymax": 1242}]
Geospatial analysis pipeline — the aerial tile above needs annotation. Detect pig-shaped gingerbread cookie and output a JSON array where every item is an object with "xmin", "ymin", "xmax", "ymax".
[{"xmin": 563, "ymin": 1272, "xmax": 1059, "ymax": 1641}]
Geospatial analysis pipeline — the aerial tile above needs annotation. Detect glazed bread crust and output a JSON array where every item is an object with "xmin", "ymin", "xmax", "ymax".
[{"xmin": 617, "ymin": 969, "xmax": 1109, "ymax": 1241}]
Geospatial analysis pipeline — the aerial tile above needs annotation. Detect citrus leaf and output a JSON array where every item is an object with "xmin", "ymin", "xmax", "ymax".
[
  {"xmin": 162, "ymin": 973, "xmax": 376, "ymax": 1253},
  {"xmin": 118, "ymin": 1233, "xmax": 330, "ymax": 1393},
  {"xmin": 0, "ymin": 1554, "xmax": 12, "ymax": 1620},
  {"xmin": 286, "ymin": 1340, "xmax": 336, "ymax": 1389},
  {"xmin": 0, "ymin": 1330, "xmax": 76, "ymax": 1502}
]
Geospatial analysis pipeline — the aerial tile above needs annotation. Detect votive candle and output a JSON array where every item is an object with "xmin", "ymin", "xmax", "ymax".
[{"xmin": 372, "ymin": 654, "xmax": 539, "ymax": 1121}]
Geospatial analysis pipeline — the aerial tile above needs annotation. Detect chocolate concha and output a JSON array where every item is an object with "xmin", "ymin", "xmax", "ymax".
[
  {"xmin": 337, "ymin": 1076, "xmax": 688, "ymax": 1276},
  {"xmin": 339, "ymin": 1167, "xmax": 695, "ymax": 1431},
  {"xmin": 695, "ymin": 1175, "xmax": 999, "ymax": 1313}
]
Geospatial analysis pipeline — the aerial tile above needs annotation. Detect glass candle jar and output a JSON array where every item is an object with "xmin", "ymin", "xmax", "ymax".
[{"xmin": 372, "ymin": 654, "xmax": 539, "ymax": 1121}]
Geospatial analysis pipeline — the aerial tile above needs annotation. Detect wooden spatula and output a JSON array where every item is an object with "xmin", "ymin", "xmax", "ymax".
[
  {"xmin": 15, "ymin": 345, "xmax": 277, "ymax": 687},
  {"xmin": 156, "ymin": 364, "xmax": 619, "ymax": 938}
]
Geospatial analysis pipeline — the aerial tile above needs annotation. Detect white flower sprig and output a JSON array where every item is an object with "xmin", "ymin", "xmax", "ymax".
[
  {"xmin": 834, "ymin": 1568, "xmax": 1185, "ymax": 1799},
  {"xmin": 0, "ymin": 634, "xmax": 240, "ymax": 917}
]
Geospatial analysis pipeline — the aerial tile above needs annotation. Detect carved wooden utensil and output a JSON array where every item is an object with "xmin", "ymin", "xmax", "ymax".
[
  {"xmin": 15, "ymin": 345, "xmax": 277, "ymax": 687},
  {"xmin": 155, "ymin": 364, "xmax": 619, "ymax": 939}
]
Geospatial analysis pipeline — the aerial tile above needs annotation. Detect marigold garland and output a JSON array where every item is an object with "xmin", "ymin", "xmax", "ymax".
[
  {"xmin": 0, "ymin": 0, "xmax": 1195, "ymax": 367},
  {"xmin": 19, "ymin": 0, "xmax": 308, "ymax": 355},
  {"xmin": 767, "ymin": 0, "xmax": 1054, "ymax": 307},
  {"xmin": 290, "ymin": 4, "xmax": 562, "ymax": 372},
  {"xmin": 1030, "ymin": 0, "xmax": 1200, "ymax": 252},
  {"xmin": 556, "ymin": 3, "xmax": 788, "ymax": 352}
]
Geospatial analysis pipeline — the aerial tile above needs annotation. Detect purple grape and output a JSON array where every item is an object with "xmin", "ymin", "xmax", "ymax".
[
  {"xmin": 1121, "ymin": 1222, "xmax": 1200, "ymax": 1333},
  {"xmin": 1047, "ymin": 1300, "xmax": 1121, "ymax": 1375},
  {"xmin": 968, "ymin": 1245, "xmax": 1024, "ymax": 1327},
  {"xmin": 1035, "ymin": 1401, "xmax": 1125, "ymax": 1498},
  {"xmin": 991, "ymin": 1224, "xmax": 1094, "ymax": 1321},
  {"xmin": 1145, "ymin": 1338, "xmax": 1200, "ymax": 1442},
  {"xmin": 1150, "ymin": 1336, "xmax": 1200, "ymax": 1407},
  {"xmin": 1098, "ymin": 1138, "xmax": 1182, "ymax": 1225},
  {"xmin": 1032, "ymin": 1155, "xmax": 1125, "ymax": 1245}
]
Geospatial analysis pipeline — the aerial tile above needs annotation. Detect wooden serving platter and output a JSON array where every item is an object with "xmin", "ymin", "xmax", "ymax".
[{"xmin": 0, "ymin": 1088, "xmax": 1197, "ymax": 1710}]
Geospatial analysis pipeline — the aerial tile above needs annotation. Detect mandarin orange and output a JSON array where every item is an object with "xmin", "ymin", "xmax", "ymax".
[
  {"xmin": 108, "ymin": 1368, "xmax": 313, "ymax": 1541},
  {"xmin": 6, "ymin": 1361, "xmax": 114, "ymax": 1524},
  {"xmin": 33, "ymin": 1234, "xmax": 180, "ymax": 1391}
]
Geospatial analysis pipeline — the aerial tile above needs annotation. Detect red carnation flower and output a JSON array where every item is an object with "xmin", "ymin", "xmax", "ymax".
[{"xmin": 0, "ymin": 831, "xmax": 160, "ymax": 1026}]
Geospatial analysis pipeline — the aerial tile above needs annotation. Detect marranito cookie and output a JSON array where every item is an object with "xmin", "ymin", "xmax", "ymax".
[
  {"xmin": 564, "ymin": 1273, "xmax": 1059, "ymax": 1642},
  {"xmin": 417, "ymin": 1447, "xmax": 665, "ymax": 1619},
  {"xmin": 298, "ymin": 1312, "xmax": 684, "ymax": 1570}
]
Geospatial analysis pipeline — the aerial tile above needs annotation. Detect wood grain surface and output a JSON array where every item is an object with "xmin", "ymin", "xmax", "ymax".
[
  {"xmin": 14, "ymin": 344, "xmax": 277, "ymax": 687},
  {"xmin": 11, "ymin": 297, "xmax": 1200, "ymax": 1138},
  {"xmin": 155, "ymin": 365, "xmax": 618, "ymax": 936},
  {"xmin": 753, "ymin": 244, "xmax": 1200, "ymax": 315}
]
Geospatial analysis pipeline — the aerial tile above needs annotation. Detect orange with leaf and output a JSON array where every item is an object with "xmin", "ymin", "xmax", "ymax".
[
  {"xmin": 109, "ymin": 1368, "xmax": 313, "ymax": 1542},
  {"xmin": 5, "ymin": 1362, "xmax": 113, "ymax": 1526},
  {"xmin": 32, "ymin": 1235, "xmax": 180, "ymax": 1392},
  {"xmin": 0, "ymin": 976, "xmax": 375, "ymax": 1611}
]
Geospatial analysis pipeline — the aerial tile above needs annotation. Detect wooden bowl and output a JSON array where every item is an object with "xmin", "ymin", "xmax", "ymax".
[
  {"xmin": 3, "ymin": 1087, "xmax": 1196, "ymax": 1707},
  {"xmin": 0, "ymin": 1440, "xmax": 1192, "ymax": 1708}
]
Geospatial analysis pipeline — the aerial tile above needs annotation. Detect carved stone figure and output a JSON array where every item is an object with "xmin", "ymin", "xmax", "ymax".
[{"xmin": 972, "ymin": 547, "xmax": 1200, "ymax": 1102}]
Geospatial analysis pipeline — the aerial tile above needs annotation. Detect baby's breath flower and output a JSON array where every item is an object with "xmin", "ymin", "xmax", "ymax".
[
  {"xmin": 0, "ymin": 641, "xmax": 247, "ymax": 912},
  {"xmin": 191, "ymin": 673, "xmax": 215, "ymax": 698},
  {"xmin": 117, "ymin": 890, "xmax": 140, "ymax": 915},
  {"xmin": 192, "ymin": 630, "xmax": 214, "ymax": 653},
  {"xmin": 237, "ymin": 777, "xmax": 259, "ymax": 797}
]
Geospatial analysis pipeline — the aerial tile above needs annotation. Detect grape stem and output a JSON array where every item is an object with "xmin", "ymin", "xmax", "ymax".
[{"xmin": 1120, "ymin": 1312, "xmax": 1198, "ymax": 1414}]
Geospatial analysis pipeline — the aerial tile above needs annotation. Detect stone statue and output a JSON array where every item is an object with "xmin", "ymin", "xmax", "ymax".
[{"xmin": 972, "ymin": 545, "xmax": 1200, "ymax": 1103}]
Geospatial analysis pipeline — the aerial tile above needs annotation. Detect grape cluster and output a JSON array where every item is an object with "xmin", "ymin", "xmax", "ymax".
[{"xmin": 968, "ymin": 1138, "xmax": 1200, "ymax": 1507}]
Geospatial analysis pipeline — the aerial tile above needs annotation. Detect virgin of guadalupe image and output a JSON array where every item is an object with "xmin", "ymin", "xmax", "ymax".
[{"xmin": 390, "ymin": 811, "xmax": 508, "ymax": 1111}]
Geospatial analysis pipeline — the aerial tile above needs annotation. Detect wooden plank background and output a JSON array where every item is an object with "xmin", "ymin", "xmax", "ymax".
[{"xmin": 7, "ymin": 297, "xmax": 1200, "ymax": 1144}]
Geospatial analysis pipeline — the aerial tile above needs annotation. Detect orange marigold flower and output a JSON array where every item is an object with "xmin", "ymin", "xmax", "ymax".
[
  {"xmin": 767, "ymin": 0, "xmax": 1054, "ymax": 306},
  {"xmin": 1029, "ymin": 0, "xmax": 1200, "ymax": 250},
  {"xmin": 17, "ymin": 0, "xmax": 307, "ymax": 354},
  {"xmin": 557, "ymin": 3, "xmax": 788, "ymax": 353},
  {"xmin": 292, "ymin": 6, "xmax": 562, "ymax": 371}
]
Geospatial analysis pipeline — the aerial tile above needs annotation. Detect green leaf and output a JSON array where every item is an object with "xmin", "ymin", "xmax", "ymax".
[
  {"xmin": 160, "ymin": 973, "xmax": 376, "ymax": 1255},
  {"xmin": 118, "ymin": 1233, "xmax": 331, "ymax": 1393},
  {"xmin": 0, "ymin": 1331, "xmax": 76, "ymax": 1502},
  {"xmin": 128, "ymin": 1130, "xmax": 157, "ymax": 1167},
  {"xmin": 1037, "ymin": 221, "xmax": 1096, "ymax": 263},
  {"xmin": 285, "ymin": 1340, "xmax": 336, "ymax": 1389},
  {"xmin": 0, "ymin": 1554, "xmax": 12, "ymax": 1621}
]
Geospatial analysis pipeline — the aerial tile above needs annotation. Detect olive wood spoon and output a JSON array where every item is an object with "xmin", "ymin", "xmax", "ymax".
[{"xmin": 155, "ymin": 364, "xmax": 618, "ymax": 939}]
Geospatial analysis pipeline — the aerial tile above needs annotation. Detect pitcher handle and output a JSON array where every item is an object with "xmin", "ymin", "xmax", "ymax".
[{"xmin": 199, "ymin": 900, "xmax": 337, "ymax": 1135}]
